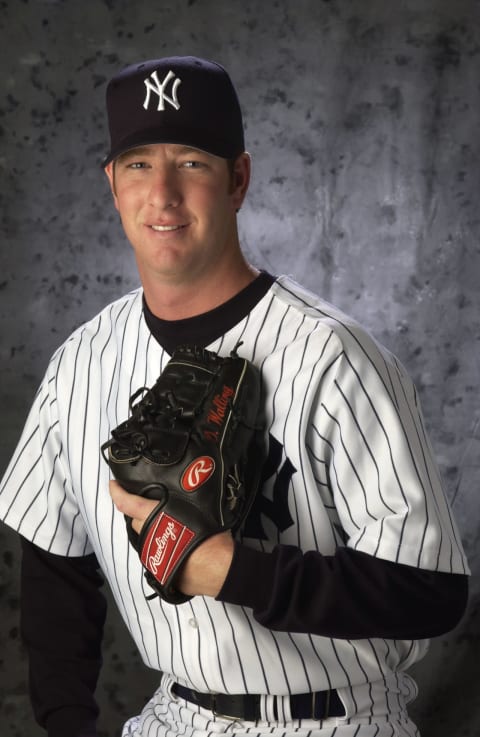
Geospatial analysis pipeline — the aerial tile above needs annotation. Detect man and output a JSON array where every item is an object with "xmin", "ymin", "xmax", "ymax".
[{"xmin": 0, "ymin": 56, "xmax": 469, "ymax": 737}]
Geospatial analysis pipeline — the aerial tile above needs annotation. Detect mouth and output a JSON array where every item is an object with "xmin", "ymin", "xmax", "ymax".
[{"xmin": 149, "ymin": 224, "xmax": 186, "ymax": 232}]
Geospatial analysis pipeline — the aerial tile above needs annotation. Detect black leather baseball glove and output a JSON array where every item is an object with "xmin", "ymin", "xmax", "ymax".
[{"xmin": 101, "ymin": 344, "xmax": 265, "ymax": 604}]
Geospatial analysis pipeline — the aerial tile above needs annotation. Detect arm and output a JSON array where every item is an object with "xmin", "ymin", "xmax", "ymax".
[
  {"xmin": 216, "ymin": 541, "xmax": 468, "ymax": 639},
  {"xmin": 20, "ymin": 538, "xmax": 107, "ymax": 737},
  {"xmin": 110, "ymin": 482, "xmax": 468, "ymax": 639}
]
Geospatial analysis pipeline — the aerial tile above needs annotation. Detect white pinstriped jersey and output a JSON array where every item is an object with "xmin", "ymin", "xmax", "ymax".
[{"xmin": 0, "ymin": 275, "xmax": 468, "ymax": 734}]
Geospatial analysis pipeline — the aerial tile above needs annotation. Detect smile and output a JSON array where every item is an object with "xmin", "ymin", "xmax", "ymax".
[{"xmin": 150, "ymin": 224, "xmax": 185, "ymax": 232}]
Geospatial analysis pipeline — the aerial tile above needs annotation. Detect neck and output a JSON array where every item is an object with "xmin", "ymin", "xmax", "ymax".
[{"xmin": 141, "ymin": 258, "xmax": 259, "ymax": 320}]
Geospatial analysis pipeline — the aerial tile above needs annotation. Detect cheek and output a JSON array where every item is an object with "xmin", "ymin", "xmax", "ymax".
[
  {"xmin": 114, "ymin": 188, "xmax": 141, "ymax": 219},
  {"xmin": 194, "ymin": 184, "xmax": 234, "ymax": 220}
]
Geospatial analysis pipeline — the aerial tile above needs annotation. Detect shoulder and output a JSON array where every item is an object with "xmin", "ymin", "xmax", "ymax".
[
  {"xmin": 46, "ymin": 288, "xmax": 144, "ymax": 374},
  {"xmin": 267, "ymin": 276, "xmax": 417, "ymax": 413},
  {"xmin": 272, "ymin": 276, "xmax": 401, "ymax": 369}
]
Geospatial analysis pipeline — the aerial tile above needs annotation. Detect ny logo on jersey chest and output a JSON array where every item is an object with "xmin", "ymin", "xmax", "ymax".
[
  {"xmin": 243, "ymin": 434, "xmax": 296, "ymax": 539},
  {"xmin": 143, "ymin": 69, "xmax": 181, "ymax": 111}
]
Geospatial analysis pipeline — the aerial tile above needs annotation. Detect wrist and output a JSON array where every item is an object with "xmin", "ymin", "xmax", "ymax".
[{"xmin": 177, "ymin": 531, "xmax": 234, "ymax": 597}]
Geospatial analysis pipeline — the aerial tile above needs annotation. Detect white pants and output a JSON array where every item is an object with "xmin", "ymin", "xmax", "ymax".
[{"xmin": 122, "ymin": 674, "xmax": 420, "ymax": 737}]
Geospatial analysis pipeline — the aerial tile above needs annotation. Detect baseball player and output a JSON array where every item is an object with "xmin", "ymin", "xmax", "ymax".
[{"xmin": 0, "ymin": 56, "xmax": 469, "ymax": 737}]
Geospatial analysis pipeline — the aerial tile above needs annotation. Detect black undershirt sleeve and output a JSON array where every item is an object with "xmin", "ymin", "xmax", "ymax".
[
  {"xmin": 217, "ymin": 542, "xmax": 468, "ymax": 640},
  {"xmin": 20, "ymin": 537, "xmax": 107, "ymax": 737}
]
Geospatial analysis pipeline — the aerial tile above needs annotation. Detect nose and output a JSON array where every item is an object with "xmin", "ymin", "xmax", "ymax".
[{"xmin": 147, "ymin": 168, "xmax": 182, "ymax": 210}]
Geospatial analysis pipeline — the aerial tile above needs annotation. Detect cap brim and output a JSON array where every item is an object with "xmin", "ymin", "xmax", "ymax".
[{"xmin": 102, "ymin": 126, "xmax": 244, "ymax": 167}]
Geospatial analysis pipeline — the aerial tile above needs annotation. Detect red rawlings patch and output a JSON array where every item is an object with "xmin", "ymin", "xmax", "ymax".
[
  {"xmin": 181, "ymin": 456, "xmax": 215, "ymax": 491},
  {"xmin": 141, "ymin": 513, "xmax": 195, "ymax": 585}
]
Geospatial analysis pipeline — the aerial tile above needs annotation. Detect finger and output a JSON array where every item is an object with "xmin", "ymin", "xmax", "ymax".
[{"xmin": 109, "ymin": 480, "xmax": 157, "ymax": 521}]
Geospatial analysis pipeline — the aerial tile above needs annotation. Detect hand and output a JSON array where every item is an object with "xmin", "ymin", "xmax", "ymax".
[
  {"xmin": 109, "ymin": 479, "xmax": 158, "ymax": 534},
  {"xmin": 109, "ymin": 480, "xmax": 235, "ymax": 597}
]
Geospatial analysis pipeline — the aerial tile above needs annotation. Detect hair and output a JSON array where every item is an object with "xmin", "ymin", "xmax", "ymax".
[{"xmin": 226, "ymin": 156, "xmax": 240, "ymax": 193}]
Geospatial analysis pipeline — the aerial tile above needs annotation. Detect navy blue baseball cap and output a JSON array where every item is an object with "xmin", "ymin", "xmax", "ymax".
[{"xmin": 102, "ymin": 56, "xmax": 245, "ymax": 167}]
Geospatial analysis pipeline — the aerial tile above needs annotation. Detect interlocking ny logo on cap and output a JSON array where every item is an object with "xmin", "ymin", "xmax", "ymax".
[{"xmin": 143, "ymin": 69, "xmax": 181, "ymax": 111}]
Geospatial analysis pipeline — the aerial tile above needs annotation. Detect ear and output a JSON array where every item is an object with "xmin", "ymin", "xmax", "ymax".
[
  {"xmin": 104, "ymin": 162, "xmax": 119, "ymax": 210},
  {"xmin": 231, "ymin": 152, "xmax": 251, "ymax": 211}
]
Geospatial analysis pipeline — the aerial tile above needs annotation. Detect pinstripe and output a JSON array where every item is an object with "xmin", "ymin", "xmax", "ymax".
[
  {"xmin": 290, "ymin": 330, "xmax": 317, "ymax": 549},
  {"xmin": 267, "ymin": 330, "xmax": 287, "ymax": 435},
  {"xmin": 350, "ymin": 644, "xmax": 373, "ymax": 716},
  {"xmin": 30, "ymin": 452, "xmax": 63, "ymax": 540},
  {"xmin": 93, "ymin": 308, "xmax": 118, "ymax": 560},
  {"xmin": 340, "ymin": 352, "xmax": 412, "ymax": 509},
  {"xmin": 320, "ymin": 404, "xmax": 379, "ymax": 522},
  {"xmin": 80, "ymin": 313, "xmax": 103, "ymax": 552},
  {"xmin": 375, "ymin": 641, "xmax": 395, "ymax": 715},
  {"xmin": 307, "ymin": 635, "xmax": 334, "ymax": 691},
  {"xmin": 329, "ymin": 381, "xmax": 397, "ymax": 516},
  {"xmin": 0, "ymin": 277, "xmax": 467, "ymax": 737},
  {"xmin": 45, "ymin": 477, "xmax": 68, "ymax": 552},
  {"xmin": 1, "ymin": 423, "xmax": 47, "ymax": 521},
  {"xmin": 393, "ymin": 373, "xmax": 449, "ymax": 568},
  {"xmin": 251, "ymin": 293, "xmax": 278, "ymax": 362},
  {"xmin": 239, "ymin": 604, "xmax": 276, "ymax": 692},
  {"xmin": 286, "ymin": 630, "xmax": 314, "ymax": 692},
  {"xmin": 191, "ymin": 600, "xmax": 211, "ymax": 691},
  {"xmin": 204, "ymin": 599, "xmax": 242, "ymax": 692},
  {"xmin": 274, "ymin": 281, "xmax": 442, "ymax": 545},
  {"xmin": 12, "ymin": 430, "xmax": 52, "ymax": 524},
  {"xmin": 312, "ymin": 428, "xmax": 362, "ymax": 532},
  {"xmin": 107, "ymin": 297, "xmax": 154, "ymax": 649},
  {"xmin": 123, "ymin": 308, "xmax": 166, "ymax": 661},
  {"xmin": 174, "ymin": 603, "xmax": 205, "ymax": 689},
  {"xmin": 220, "ymin": 601, "xmax": 249, "ymax": 691},
  {"xmin": 58, "ymin": 333, "xmax": 90, "ymax": 557},
  {"xmin": 335, "ymin": 356, "xmax": 411, "ymax": 561},
  {"xmin": 303, "ymin": 307, "xmax": 445, "ymax": 563},
  {"xmin": 294, "ymin": 330, "xmax": 337, "ymax": 551}
]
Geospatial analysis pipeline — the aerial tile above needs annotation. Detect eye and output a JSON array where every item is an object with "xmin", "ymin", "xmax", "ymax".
[
  {"xmin": 127, "ymin": 161, "xmax": 149, "ymax": 170},
  {"xmin": 181, "ymin": 160, "xmax": 204, "ymax": 169}
]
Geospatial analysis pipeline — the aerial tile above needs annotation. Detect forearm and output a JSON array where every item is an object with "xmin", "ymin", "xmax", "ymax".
[
  {"xmin": 21, "ymin": 538, "xmax": 107, "ymax": 737},
  {"xmin": 217, "ymin": 541, "xmax": 469, "ymax": 639},
  {"xmin": 109, "ymin": 482, "xmax": 469, "ymax": 639}
]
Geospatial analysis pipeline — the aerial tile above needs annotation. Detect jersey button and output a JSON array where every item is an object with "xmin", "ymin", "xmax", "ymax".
[{"xmin": 188, "ymin": 618, "xmax": 199, "ymax": 628}]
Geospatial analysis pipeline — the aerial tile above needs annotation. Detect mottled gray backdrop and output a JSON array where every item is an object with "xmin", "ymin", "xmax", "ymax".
[{"xmin": 1, "ymin": 1, "xmax": 479, "ymax": 736}]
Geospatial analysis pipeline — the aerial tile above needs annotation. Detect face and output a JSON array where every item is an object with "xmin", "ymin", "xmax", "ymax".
[{"xmin": 105, "ymin": 143, "xmax": 250, "ymax": 289}]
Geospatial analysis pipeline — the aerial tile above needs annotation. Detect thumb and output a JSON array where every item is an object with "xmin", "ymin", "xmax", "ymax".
[{"xmin": 109, "ymin": 479, "xmax": 158, "ymax": 528}]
